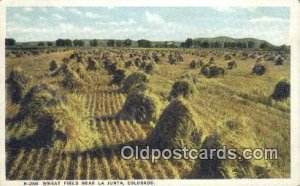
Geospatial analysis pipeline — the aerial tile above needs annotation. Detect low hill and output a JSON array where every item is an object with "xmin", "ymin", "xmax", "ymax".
[
  {"xmin": 192, "ymin": 36, "xmax": 274, "ymax": 49},
  {"xmin": 11, "ymin": 36, "xmax": 279, "ymax": 49}
]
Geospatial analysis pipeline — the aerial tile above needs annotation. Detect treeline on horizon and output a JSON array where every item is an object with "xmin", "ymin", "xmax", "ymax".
[{"xmin": 5, "ymin": 38, "xmax": 290, "ymax": 51}]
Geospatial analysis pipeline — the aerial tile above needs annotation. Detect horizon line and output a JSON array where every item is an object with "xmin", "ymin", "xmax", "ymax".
[{"xmin": 12, "ymin": 36, "xmax": 289, "ymax": 46}]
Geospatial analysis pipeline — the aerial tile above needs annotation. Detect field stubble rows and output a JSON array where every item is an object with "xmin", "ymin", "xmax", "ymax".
[{"xmin": 6, "ymin": 48, "xmax": 290, "ymax": 179}]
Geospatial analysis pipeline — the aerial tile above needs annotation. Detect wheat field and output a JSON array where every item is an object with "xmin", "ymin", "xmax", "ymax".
[{"xmin": 5, "ymin": 48, "xmax": 290, "ymax": 179}]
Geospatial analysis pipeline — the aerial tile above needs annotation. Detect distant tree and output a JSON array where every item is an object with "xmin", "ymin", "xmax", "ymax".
[
  {"xmin": 123, "ymin": 39, "xmax": 132, "ymax": 47},
  {"xmin": 90, "ymin": 39, "xmax": 98, "ymax": 47},
  {"xmin": 202, "ymin": 41, "xmax": 210, "ymax": 48},
  {"xmin": 211, "ymin": 41, "xmax": 221, "ymax": 48},
  {"xmin": 107, "ymin": 40, "xmax": 115, "ymax": 47},
  {"xmin": 226, "ymin": 42, "xmax": 232, "ymax": 48},
  {"xmin": 224, "ymin": 42, "xmax": 229, "ymax": 48},
  {"xmin": 73, "ymin": 39, "xmax": 85, "ymax": 47},
  {"xmin": 193, "ymin": 40, "xmax": 202, "ymax": 48},
  {"xmin": 166, "ymin": 42, "xmax": 178, "ymax": 48},
  {"xmin": 56, "ymin": 39, "xmax": 72, "ymax": 47},
  {"xmin": 137, "ymin": 40, "xmax": 143, "ymax": 47},
  {"xmin": 215, "ymin": 41, "xmax": 222, "ymax": 48},
  {"xmin": 47, "ymin": 42, "xmax": 53, "ymax": 47},
  {"xmin": 170, "ymin": 44, "xmax": 178, "ymax": 48},
  {"xmin": 184, "ymin": 38, "xmax": 193, "ymax": 48},
  {"xmin": 116, "ymin": 40, "xmax": 122, "ymax": 47},
  {"xmin": 38, "ymin": 42, "xmax": 45, "ymax": 46},
  {"xmin": 237, "ymin": 42, "xmax": 247, "ymax": 49},
  {"xmin": 260, "ymin": 42, "xmax": 269, "ymax": 50},
  {"xmin": 162, "ymin": 41, "xmax": 168, "ymax": 48},
  {"xmin": 242, "ymin": 42, "xmax": 247, "ymax": 48},
  {"xmin": 5, "ymin": 38, "xmax": 16, "ymax": 46},
  {"xmin": 66, "ymin": 39, "xmax": 72, "ymax": 47},
  {"xmin": 247, "ymin": 41, "xmax": 255, "ymax": 49},
  {"xmin": 56, "ymin": 39, "xmax": 64, "ymax": 46},
  {"xmin": 278, "ymin": 44, "xmax": 289, "ymax": 51},
  {"xmin": 137, "ymin": 39, "xmax": 152, "ymax": 48},
  {"xmin": 227, "ymin": 42, "xmax": 237, "ymax": 48},
  {"xmin": 160, "ymin": 41, "xmax": 176, "ymax": 48}
]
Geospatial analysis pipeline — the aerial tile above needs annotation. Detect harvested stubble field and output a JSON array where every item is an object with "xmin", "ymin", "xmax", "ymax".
[{"xmin": 5, "ymin": 47, "xmax": 290, "ymax": 179}]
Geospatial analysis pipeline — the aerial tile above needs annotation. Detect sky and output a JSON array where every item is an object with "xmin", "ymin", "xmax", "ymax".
[{"xmin": 6, "ymin": 7, "xmax": 290, "ymax": 45}]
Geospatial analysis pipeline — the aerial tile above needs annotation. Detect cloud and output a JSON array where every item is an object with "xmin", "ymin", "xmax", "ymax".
[
  {"xmin": 136, "ymin": 27, "xmax": 148, "ymax": 32},
  {"xmin": 107, "ymin": 6, "xmax": 115, "ymax": 10},
  {"xmin": 125, "ymin": 18, "xmax": 136, "ymax": 25},
  {"xmin": 7, "ymin": 26, "xmax": 49, "ymax": 34},
  {"xmin": 145, "ymin": 11, "xmax": 165, "ymax": 25},
  {"xmin": 7, "ymin": 22, "xmax": 100, "ymax": 41},
  {"xmin": 55, "ymin": 7, "xmax": 65, "ymax": 11},
  {"xmin": 41, "ymin": 8, "xmax": 48, "ymax": 12},
  {"xmin": 39, "ymin": 16, "xmax": 46, "ymax": 20},
  {"xmin": 6, "ymin": 7, "xmax": 289, "ymax": 45},
  {"xmin": 57, "ymin": 23, "xmax": 98, "ymax": 34},
  {"xmin": 213, "ymin": 7, "xmax": 236, "ymax": 13},
  {"xmin": 85, "ymin": 12, "xmax": 102, "ymax": 19},
  {"xmin": 58, "ymin": 23, "xmax": 75, "ymax": 33},
  {"xmin": 53, "ymin": 14, "xmax": 63, "ymax": 20},
  {"xmin": 97, "ymin": 18, "xmax": 137, "ymax": 26},
  {"xmin": 69, "ymin": 9, "xmax": 103, "ymax": 19},
  {"xmin": 13, "ymin": 13, "xmax": 29, "ymax": 21},
  {"xmin": 23, "ymin": 7, "xmax": 33, "ymax": 12},
  {"xmin": 69, "ymin": 8, "xmax": 83, "ymax": 15},
  {"xmin": 250, "ymin": 16, "xmax": 289, "ymax": 23},
  {"xmin": 144, "ymin": 11, "xmax": 183, "ymax": 33}
]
